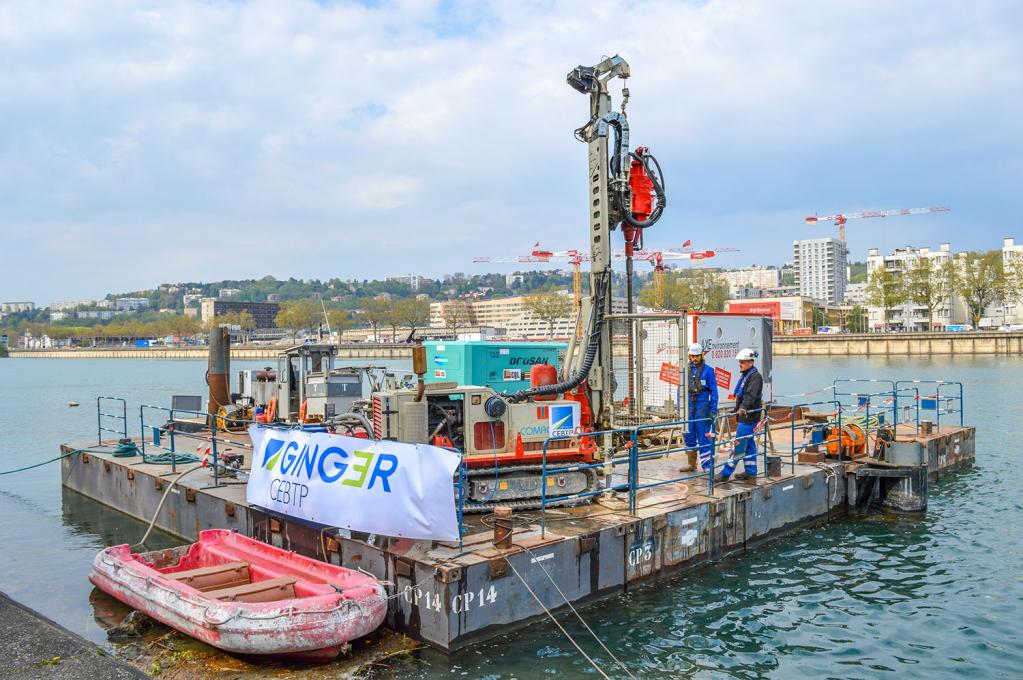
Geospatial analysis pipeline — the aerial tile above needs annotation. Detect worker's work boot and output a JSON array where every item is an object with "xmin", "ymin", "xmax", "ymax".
[
  {"xmin": 714, "ymin": 472, "xmax": 732, "ymax": 484},
  {"xmin": 732, "ymin": 472, "xmax": 756, "ymax": 483}
]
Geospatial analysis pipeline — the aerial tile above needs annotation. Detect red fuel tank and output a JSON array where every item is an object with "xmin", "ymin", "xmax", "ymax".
[{"xmin": 530, "ymin": 364, "xmax": 558, "ymax": 401}]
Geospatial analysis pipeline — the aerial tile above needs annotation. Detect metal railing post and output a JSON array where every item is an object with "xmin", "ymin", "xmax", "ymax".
[
  {"xmin": 138, "ymin": 405, "xmax": 146, "ymax": 458},
  {"xmin": 890, "ymin": 387, "xmax": 897, "ymax": 431},
  {"xmin": 959, "ymin": 383, "xmax": 964, "ymax": 426},
  {"xmin": 708, "ymin": 432, "xmax": 715, "ymax": 497},
  {"xmin": 936, "ymin": 384, "xmax": 942, "ymax": 430},
  {"xmin": 790, "ymin": 406, "xmax": 797, "ymax": 472},
  {"xmin": 761, "ymin": 411, "xmax": 768, "ymax": 479},
  {"xmin": 210, "ymin": 417, "xmax": 220, "ymax": 488},
  {"xmin": 540, "ymin": 439, "xmax": 549, "ymax": 539},
  {"xmin": 837, "ymin": 403, "xmax": 843, "ymax": 463},
  {"xmin": 96, "ymin": 397, "xmax": 102, "ymax": 445},
  {"xmin": 628, "ymin": 428, "xmax": 638, "ymax": 515}
]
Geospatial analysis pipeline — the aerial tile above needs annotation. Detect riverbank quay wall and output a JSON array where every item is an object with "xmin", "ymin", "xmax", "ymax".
[
  {"xmin": 60, "ymin": 424, "xmax": 974, "ymax": 652},
  {"xmin": 8, "ymin": 344, "xmax": 413, "ymax": 360},
  {"xmin": 9, "ymin": 331, "xmax": 1023, "ymax": 359},
  {"xmin": 774, "ymin": 331, "xmax": 1023, "ymax": 356}
]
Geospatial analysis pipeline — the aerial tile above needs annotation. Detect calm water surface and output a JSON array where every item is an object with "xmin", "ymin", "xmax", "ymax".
[{"xmin": 0, "ymin": 355, "xmax": 1020, "ymax": 678}]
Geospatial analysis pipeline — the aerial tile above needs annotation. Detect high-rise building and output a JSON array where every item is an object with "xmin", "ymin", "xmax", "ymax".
[{"xmin": 792, "ymin": 238, "xmax": 848, "ymax": 304}]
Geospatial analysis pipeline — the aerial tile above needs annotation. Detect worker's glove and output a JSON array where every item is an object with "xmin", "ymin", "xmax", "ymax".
[{"xmin": 738, "ymin": 408, "xmax": 747, "ymax": 417}]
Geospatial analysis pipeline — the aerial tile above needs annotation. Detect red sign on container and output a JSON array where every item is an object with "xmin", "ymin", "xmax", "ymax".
[
  {"xmin": 714, "ymin": 366, "xmax": 732, "ymax": 390},
  {"xmin": 659, "ymin": 362, "xmax": 680, "ymax": 386}
]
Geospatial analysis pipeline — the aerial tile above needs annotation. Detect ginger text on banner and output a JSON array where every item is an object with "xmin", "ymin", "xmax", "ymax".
[{"xmin": 247, "ymin": 426, "xmax": 461, "ymax": 541}]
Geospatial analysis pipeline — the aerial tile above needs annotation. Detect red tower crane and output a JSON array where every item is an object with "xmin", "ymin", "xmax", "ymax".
[{"xmin": 805, "ymin": 206, "xmax": 951, "ymax": 241}]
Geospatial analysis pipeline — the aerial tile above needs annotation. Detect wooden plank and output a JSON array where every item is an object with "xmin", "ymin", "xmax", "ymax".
[
  {"xmin": 206, "ymin": 576, "xmax": 298, "ymax": 603},
  {"xmin": 165, "ymin": 561, "xmax": 250, "ymax": 592}
]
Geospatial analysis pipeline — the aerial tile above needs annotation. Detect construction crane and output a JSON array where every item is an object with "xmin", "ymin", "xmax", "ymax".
[
  {"xmin": 641, "ymin": 247, "xmax": 735, "ymax": 309},
  {"xmin": 473, "ymin": 243, "xmax": 587, "ymax": 336},
  {"xmin": 805, "ymin": 206, "xmax": 951, "ymax": 241},
  {"xmin": 473, "ymin": 242, "xmax": 710, "ymax": 329}
]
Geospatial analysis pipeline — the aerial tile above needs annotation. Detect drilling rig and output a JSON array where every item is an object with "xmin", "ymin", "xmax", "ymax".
[{"xmin": 370, "ymin": 55, "xmax": 666, "ymax": 510}]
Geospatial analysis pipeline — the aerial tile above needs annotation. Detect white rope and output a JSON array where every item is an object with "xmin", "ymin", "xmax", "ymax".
[
  {"xmin": 502, "ymin": 554, "xmax": 611, "ymax": 680},
  {"xmin": 518, "ymin": 545, "xmax": 637, "ymax": 680}
]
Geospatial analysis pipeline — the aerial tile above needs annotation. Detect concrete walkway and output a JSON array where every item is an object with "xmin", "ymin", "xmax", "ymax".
[{"xmin": 0, "ymin": 593, "xmax": 147, "ymax": 679}]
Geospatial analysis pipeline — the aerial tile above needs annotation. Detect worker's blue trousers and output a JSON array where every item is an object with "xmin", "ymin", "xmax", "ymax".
[
  {"xmin": 720, "ymin": 421, "xmax": 758, "ymax": 478},
  {"xmin": 685, "ymin": 400, "xmax": 715, "ymax": 470}
]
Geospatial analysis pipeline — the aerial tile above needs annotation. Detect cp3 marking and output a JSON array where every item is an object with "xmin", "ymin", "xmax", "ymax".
[{"xmin": 628, "ymin": 539, "xmax": 655, "ymax": 566}]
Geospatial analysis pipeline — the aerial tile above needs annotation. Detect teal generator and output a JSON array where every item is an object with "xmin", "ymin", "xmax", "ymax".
[{"xmin": 424, "ymin": 341, "xmax": 566, "ymax": 392}]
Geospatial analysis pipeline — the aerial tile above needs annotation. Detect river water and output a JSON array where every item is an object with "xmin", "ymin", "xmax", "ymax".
[{"xmin": 0, "ymin": 356, "xmax": 1020, "ymax": 678}]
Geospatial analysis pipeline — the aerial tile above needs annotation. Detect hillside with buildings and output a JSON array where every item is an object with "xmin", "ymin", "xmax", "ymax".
[{"xmin": 4, "ymin": 235, "xmax": 1023, "ymax": 349}]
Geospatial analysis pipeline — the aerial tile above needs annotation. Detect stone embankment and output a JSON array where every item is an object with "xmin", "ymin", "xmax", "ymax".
[
  {"xmin": 8, "ymin": 331, "xmax": 1022, "ymax": 359},
  {"xmin": 773, "ymin": 331, "xmax": 1023, "ymax": 356},
  {"xmin": 8, "ymin": 343, "xmax": 413, "ymax": 360}
]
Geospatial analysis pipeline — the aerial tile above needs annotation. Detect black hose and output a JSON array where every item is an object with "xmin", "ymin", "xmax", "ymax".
[{"xmin": 507, "ymin": 273, "xmax": 609, "ymax": 402}]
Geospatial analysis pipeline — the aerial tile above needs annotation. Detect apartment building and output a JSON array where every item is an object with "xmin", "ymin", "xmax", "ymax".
[
  {"xmin": 865, "ymin": 243, "xmax": 965, "ymax": 330},
  {"xmin": 793, "ymin": 238, "xmax": 848, "ymax": 304},
  {"xmin": 430, "ymin": 293, "xmax": 628, "ymax": 339},
  {"xmin": 721, "ymin": 267, "xmax": 781, "ymax": 291}
]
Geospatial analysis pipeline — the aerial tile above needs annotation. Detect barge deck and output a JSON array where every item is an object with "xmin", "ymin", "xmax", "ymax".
[{"xmin": 61, "ymin": 420, "xmax": 974, "ymax": 651}]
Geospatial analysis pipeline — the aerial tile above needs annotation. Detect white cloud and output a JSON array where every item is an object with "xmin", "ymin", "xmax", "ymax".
[{"xmin": 0, "ymin": 0, "xmax": 1020, "ymax": 302}]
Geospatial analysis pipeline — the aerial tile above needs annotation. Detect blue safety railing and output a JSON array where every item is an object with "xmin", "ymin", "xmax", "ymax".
[
  {"xmin": 896, "ymin": 380, "xmax": 964, "ymax": 429},
  {"xmin": 537, "ymin": 410, "xmax": 776, "ymax": 537},
  {"xmin": 92, "ymin": 377, "xmax": 967, "ymax": 544},
  {"xmin": 783, "ymin": 400, "xmax": 844, "ymax": 473},
  {"xmin": 539, "ymin": 428, "xmax": 635, "ymax": 537},
  {"xmin": 96, "ymin": 396, "xmax": 127, "ymax": 445},
  {"xmin": 138, "ymin": 404, "xmax": 265, "ymax": 487}
]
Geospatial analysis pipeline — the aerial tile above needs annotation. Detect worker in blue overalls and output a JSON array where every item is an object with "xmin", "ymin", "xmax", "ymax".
[
  {"xmin": 684, "ymin": 343, "xmax": 718, "ymax": 471},
  {"xmin": 718, "ymin": 348, "xmax": 764, "ymax": 483}
]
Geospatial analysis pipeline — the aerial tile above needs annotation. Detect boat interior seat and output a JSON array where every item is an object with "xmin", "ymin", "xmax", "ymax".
[
  {"xmin": 206, "ymin": 575, "xmax": 299, "ymax": 603},
  {"xmin": 165, "ymin": 561, "xmax": 250, "ymax": 592}
]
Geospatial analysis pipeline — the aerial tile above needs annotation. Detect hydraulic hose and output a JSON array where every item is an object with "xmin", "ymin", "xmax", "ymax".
[{"xmin": 507, "ymin": 273, "xmax": 609, "ymax": 402}]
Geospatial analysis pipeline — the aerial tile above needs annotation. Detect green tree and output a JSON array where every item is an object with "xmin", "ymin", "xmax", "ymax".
[
  {"xmin": 905, "ymin": 257, "xmax": 958, "ymax": 331},
  {"xmin": 866, "ymin": 267, "xmax": 906, "ymax": 332},
  {"xmin": 394, "ymin": 298, "xmax": 432, "ymax": 338},
  {"xmin": 359, "ymin": 296, "xmax": 392, "ymax": 342},
  {"xmin": 275, "ymin": 300, "xmax": 320, "ymax": 339},
  {"xmin": 638, "ymin": 269, "xmax": 728, "ymax": 312},
  {"xmin": 848, "ymin": 304, "xmax": 868, "ymax": 333},
  {"xmin": 325, "ymin": 308, "xmax": 353, "ymax": 338},
  {"xmin": 956, "ymin": 251, "xmax": 1004, "ymax": 328},
  {"xmin": 523, "ymin": 287, "xmax": 572, "ymax": 337}
]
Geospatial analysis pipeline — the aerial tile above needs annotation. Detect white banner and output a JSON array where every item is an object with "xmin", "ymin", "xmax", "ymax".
[{"xmin": 247, "ymin": 426, "xmax": 462, "ymax": 541}]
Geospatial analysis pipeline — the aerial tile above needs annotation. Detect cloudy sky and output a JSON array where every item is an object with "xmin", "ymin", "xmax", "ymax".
[{"xmin": 2, "ymin": 0, "xmax": 1021, "ymax": 304}]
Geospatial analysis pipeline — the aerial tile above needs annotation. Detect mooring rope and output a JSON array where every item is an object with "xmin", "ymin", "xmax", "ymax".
[
  {"xmin": 134, "ymin": 464, "xmax": 206, "ymax": 548},
  {"xmin": 502, "ymin": 554, "xmax": 612, "ymax": 680},
  {"xmin": 0, "ymin": 444, "xmax": 138, "ymax": 476},
  {"xmin": 517, "ymin": 544, "xmax": 637, "ymax": 680}
]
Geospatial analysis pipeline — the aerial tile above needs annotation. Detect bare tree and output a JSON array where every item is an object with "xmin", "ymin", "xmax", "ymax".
[
  {"xmin": 440, "ymin": 300, "xmax": 476, "ymax": 336},
  {"xmin": 523, "ymin": 288, "xmax": 571, "ymax": 337}
]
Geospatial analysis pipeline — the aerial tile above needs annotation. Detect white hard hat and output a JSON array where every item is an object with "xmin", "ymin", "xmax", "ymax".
[
  {"xmin": 737, "ymin": 348, "xmax": 757, "ymax": 361},
  {"xmin": 688, "ymin": 343, "xmax": 704, "ymax": 355}
]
